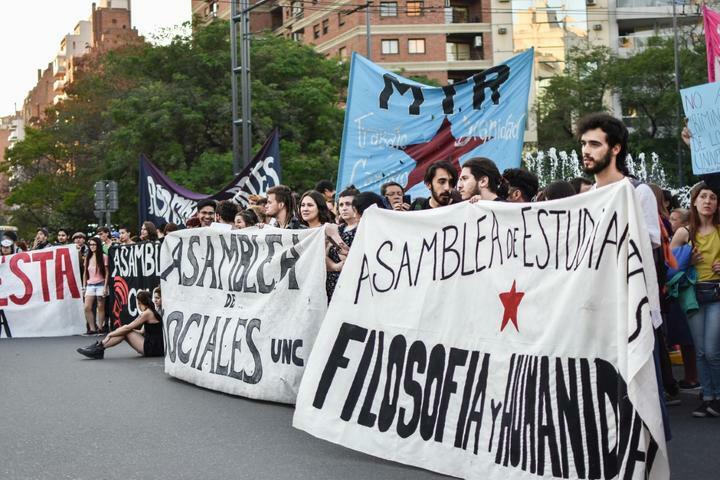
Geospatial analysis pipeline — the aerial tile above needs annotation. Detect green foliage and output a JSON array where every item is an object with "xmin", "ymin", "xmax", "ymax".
[
  {"xmin": 536, "ymin": 33, "xmax": 708, "ymax": 186},
  {"xmin": 2, "ymin": 21, "xmax": 346, "ymax": 237},
  {"xmin": 535, "ymin": 45, "xmax": 616, "ymax": 153}
]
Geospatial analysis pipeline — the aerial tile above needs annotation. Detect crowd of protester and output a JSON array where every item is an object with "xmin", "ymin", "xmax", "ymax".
[{"xmin": 2, "ymin": 112, "xmax": 719, "ymax": 422}]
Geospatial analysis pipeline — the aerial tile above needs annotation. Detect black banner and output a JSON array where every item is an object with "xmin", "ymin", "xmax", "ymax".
[
  {"xmin": 108, "ymin": 241, "xmax": 162, "ymax": 327},
  {"xmin": 138, "ymin": 129, "xmax": 281, "ymax": 227}
]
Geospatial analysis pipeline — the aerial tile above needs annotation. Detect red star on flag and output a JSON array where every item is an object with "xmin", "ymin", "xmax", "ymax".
[
  {"xmin": 499, "ymin": 280, "xmax": 524, "ymax": 332},
  {"xmin": 396, "ymin": 117, "xmax": 491, "ymax": 190}
]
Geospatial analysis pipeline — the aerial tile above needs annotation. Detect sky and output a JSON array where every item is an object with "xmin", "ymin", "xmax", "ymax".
[{"xmin": 0, "ymin": 0, "xmax": 191, "ymax": 115}]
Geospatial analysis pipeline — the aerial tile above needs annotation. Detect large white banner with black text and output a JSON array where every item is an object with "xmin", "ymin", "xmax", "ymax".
[
  {"xmin": 160, "ymin": 226, "xmax": 327, "ymax": 404},
  {"xmin": 294, "ymin": 180, "xmax": 669, "ymax": 479},
  {"xmin": 0, "ymin": 245, "xmax": 84, "ymax": 338}
]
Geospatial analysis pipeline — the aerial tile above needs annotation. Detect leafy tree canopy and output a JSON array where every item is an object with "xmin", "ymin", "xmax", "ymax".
[
  {"xmin": 535, "ymin": 33, "xmax": 707, "ymax": 185},
  {"xmin": 3, "ymin": 21, "xmax": 347, "ymax": 237}
]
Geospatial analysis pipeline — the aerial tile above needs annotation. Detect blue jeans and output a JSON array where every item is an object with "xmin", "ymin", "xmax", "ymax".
[{"xmin": 688, "ymin": 285, "xmax": 720, "ymax": 400}]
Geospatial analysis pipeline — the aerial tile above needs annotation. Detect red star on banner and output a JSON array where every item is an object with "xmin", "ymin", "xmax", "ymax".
[
  {"xmin": 397, "ymin": 117, "xmax": 490, "ymax": 190},
  {"xmin": 499, "ymin": 280, "xmax": 524, "ymax": 332}
]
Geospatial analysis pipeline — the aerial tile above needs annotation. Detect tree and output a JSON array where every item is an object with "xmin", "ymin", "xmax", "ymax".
[
  {"xmin": 535, "ymin": 45, "xmax": 616, "ymax": 153},
  {"xmin": 2, "ymin": 21, "xmax": 347, "ymax": 238},
  {"xmin": 535, "ymin": 33, "xmax": 708, "ymax": 186}
]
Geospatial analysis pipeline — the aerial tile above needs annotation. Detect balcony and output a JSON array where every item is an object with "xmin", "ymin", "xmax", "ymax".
[
  {"xmin": 615, "ymin": 0, "xmax": 698, "ymax": 22},
  {"xmin": 444, "ymin": 0, "xmax": 484, "ymax": 23},
  {"xmin": 446, "ymin": 42, "xmax": 484, "ymax": 61},
  {"xmin": 53, "ymin": 55, "xmax": 67, "ymax": 78},
  {"xmin": 617, "ymin": 32, "xmax": 672, "ymax": 56},
  {"xmin": 53, "ymin": 80, "xmax": 65, "ymax": 93}
]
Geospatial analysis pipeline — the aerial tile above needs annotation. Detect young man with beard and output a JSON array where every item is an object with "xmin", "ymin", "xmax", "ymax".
[
  {"xmin": 576, "ymin": 113, "xmax": 659, "ymax": 247},
  {"xmin": 265, "ymin": 185, "xmax": 305, "ymax": 229},
  {"xmin": 457, "ymin": 157, "xmax": 505, "ymax": 202},
  {"xmin": 576, "ymin": 113, "xmax": 674, "ymax": 435},
  {"xmin": 410, "ymin": 160, "xmax": 459, "ymax": 210}
]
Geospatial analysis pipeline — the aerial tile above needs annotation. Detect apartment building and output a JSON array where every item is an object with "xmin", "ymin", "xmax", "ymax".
[
  {"xmin": 192, "ymin": 0, "xmax": 496, "ymax": 84},
  {"xmin": 22, "ymin": 0, "xmax": 142, "ymax": 126},
  {"xmin": 609, "ymin": 0, "xmax": 702, "ymax": 58},
  {"xmin": 0, "ymin": 114, "xmax": 24, "ymax": 207}
]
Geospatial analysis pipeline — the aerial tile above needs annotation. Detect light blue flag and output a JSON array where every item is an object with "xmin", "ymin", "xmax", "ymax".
[{"xmin": 336, "ymin": 49, "xmax": 534, "ymax": 198}]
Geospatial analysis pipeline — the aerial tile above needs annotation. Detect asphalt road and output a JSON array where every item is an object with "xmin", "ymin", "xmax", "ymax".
[{"xmin": 1, "ymin": 336, "xmax": 718, "ymax": 480}]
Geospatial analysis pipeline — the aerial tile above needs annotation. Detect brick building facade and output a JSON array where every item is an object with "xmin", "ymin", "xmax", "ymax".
[
  {"xmin": 192, "ymin": 0, "xmax": 494, "ymax": 84},
  {"xmin": 21, "ymin": 0, "xmax": 142, "ymax": 127}
]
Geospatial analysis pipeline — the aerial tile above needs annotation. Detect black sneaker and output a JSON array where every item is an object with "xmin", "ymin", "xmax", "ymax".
[
  {"xmin": 708, "ymin": 400, "xmax": 720, "ymax": 417},
  {"xmin": 678, "ymin": 380, "xmax": 701, "ymax": 391},
  {"xmin": 664, "ymin": 391, "xmax": 681, "ymax": 406},
  {"xmin": 692, "ymin": 401, "xmax": 716, "ymax": 418},
  {"xmin": 76, "ymin": 341, "xmax": 105, "ymax": 359}
]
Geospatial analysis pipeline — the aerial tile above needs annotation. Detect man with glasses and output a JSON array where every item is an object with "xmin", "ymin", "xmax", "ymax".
[
  {"xmin": 381, "ymin": 181, "xmax": 411, "ymax": 211},
  {"xmin": 196, "ymin": 199, "xmax": 217, "ymax": 228}
]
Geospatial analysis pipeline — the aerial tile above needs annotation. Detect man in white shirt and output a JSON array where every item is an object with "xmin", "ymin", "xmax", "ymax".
[{"xmin": 576, "ymin": 112, "xmax": 673, "ymax": 435}]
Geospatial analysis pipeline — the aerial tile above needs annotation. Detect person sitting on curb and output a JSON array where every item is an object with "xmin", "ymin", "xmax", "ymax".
[{"xmin": 76, "ymin": 290, "xmax": 164, "ymax": 360}]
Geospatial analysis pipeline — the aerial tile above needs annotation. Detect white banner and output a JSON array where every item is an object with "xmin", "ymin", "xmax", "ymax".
[
  {"xmin": 0, "ymin": 245, "xmax": 85, "ymax": 338},
  {"xmin": 160, "ymin": 226, "xmax": 328, "ymax": 404},
  {"xmin": 294, "ymin": 180, "xmax": 669, "ymax": 479}
]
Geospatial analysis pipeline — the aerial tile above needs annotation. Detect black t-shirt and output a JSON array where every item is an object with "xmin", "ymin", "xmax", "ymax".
[{"xmin": 410, "ymin": 197, "xmax": 432, "ymax": 210}]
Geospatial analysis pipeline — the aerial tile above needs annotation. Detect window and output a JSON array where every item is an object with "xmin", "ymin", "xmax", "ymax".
[
  {"xmin": 313, "ymin": 24, "xmax": 320, "ymax": 39},
  {"xmin": 292, "ymin": 1, "xmax": 304, "ymax": 18},
  {"xmin": 292, "ymin": 30, "xmax": 304, "ymax": 42},
  {"xmin": 451, "ymin": 6, "xmax": 469, "ymax": 23},
  {"xmin": 338, "ymin": 12, "xmax": 345, "ymax": 26},
  {"xmin": 339, "ymin": 47, "xmax": 348, "ymax": 61},
  {"xmin": 322, "ymin": 19, "xmax": 329, "ymax": 35},
  {"xmin": 381, "ymin": 39, "xmax": 399, "ymax": 54},
  {"xmin": 408, "ymin": 38, "xmax": 425, "ymax": 54},
  {"xmin": 446, "ymin": 42, "xmax": 471, "ymax": 61},
  {"xmin": 406, "ymin": 1, "xmax": 423, "ymax": 16},
  {"xmin": 380, "ymin": 2, "xmax": 398, "ymax": 17}
]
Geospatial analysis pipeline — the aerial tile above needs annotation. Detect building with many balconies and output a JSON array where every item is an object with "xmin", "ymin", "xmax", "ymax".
[{"xmin": 192, "ymin": 0, "xmax": 497, "ymax": 84}]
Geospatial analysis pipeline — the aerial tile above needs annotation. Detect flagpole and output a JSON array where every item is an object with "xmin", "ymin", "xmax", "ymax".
[{"xmin": 672, "ymin": 0, "xmax": 683, "ymax": 186}]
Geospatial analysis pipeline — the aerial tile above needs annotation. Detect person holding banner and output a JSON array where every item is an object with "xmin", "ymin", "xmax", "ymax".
[
  {"xmin": 265, "ymin": 185, "xmax": 305, "ymax": 229},
  {"xmin": 83, "ymin": 237, "xmax": 109, "ymax": 335},
  {"xmin": 670, "ymin": 183, "xmax": 720, "ymax": 417},
  {"xmin": 326, "ymin": 187, "xmax": 360, "ymax": 300},
  {"xmin": 300, "ymin": 190, "xmax": 335, "ymax": 228},
  {"xmin": 76, "ymin": 290, "xmax": 164, "ymax": 360},
  {"xmin": 458, "ymin": 157, "xmax": 507, "ymax": 202},
  {"xmin": 410, "ymin": 161, "xmax": 459, "ymax": 210}
]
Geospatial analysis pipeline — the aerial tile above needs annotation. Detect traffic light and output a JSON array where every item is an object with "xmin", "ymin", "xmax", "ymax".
[
  {"xmin": 94, "ymin": 180, "xmax": 119, "ymax": 212},
  {"xmin": 94, "ymin": 181, "xmax": 107, "ymax": 211},
  {"xmin": 107, "ymin": 181, "xmax": 119, "ymax": 211}
]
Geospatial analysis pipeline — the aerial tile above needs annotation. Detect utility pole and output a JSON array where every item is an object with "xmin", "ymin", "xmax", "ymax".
[
  {"xmin": 230, "ymin": 0, "xmax": 274, "ymax": 175},
  {"xmin": 366, "ymin": 2, "xmax": 372, "ymax": 60},
  {"xmin": 345, "ymin": 2, "xmax": 372, "ymax": 59},
  {"xmin": 672, "ymin": 0, "xmax": 684, "ymax": 185}
]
